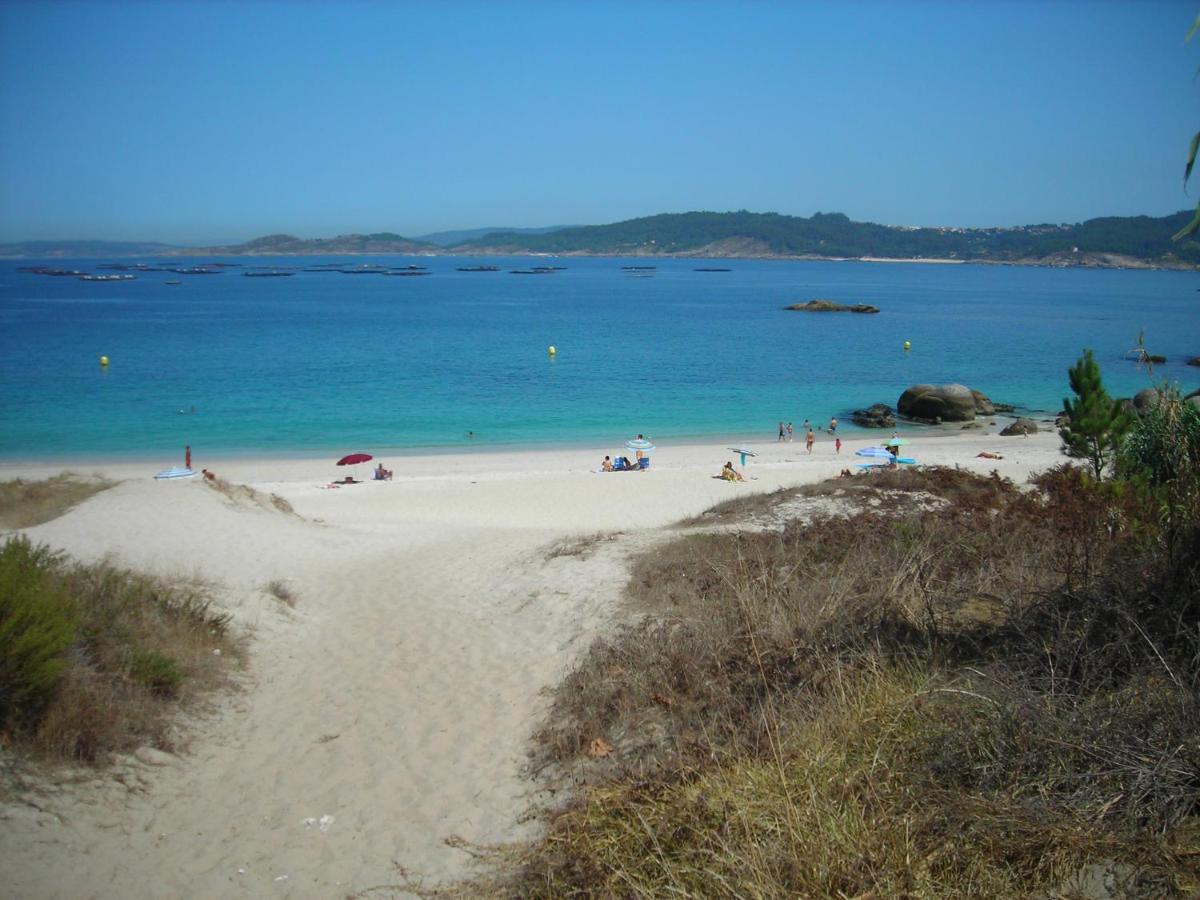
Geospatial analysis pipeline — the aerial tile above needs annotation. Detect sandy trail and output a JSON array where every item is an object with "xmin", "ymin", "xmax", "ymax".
[{"xmin": 0, "ymin": 430, "xmax": 1062, "ymax": 897}]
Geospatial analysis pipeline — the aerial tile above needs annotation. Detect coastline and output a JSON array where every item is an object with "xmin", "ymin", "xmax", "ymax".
[
  {"xmin": 4, "ymin": 249, "xmax": 1195, "ymax": 272},
  {"xmin": 1, "ymin": 428, "xmax": 1064, "ymax": 895}
]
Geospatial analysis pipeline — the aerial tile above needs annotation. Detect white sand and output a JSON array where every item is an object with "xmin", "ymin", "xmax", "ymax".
[{"xmin": 0, "ymin": 427, "xmax": 1064, "ymax": 897}]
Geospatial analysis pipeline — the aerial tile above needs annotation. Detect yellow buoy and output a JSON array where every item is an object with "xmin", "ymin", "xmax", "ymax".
[
  {"xmin": 99, "ymin": 355, "xmax": 109, "ymax": 366},
  {"xmin": 903, "ymin": 341, "xmax": 911, "ymax": 351},
  {"xmin": 548, "ymin": 345, "xmax": 557, "ymax": 356}
]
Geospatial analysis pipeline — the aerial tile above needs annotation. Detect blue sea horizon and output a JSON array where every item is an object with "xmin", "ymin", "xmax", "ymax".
[{"xmin": 1, "ymin": 255, "xmax": 1196, "ymax": 462}]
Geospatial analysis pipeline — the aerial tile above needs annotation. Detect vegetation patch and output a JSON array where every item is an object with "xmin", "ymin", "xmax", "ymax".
[
  {"xmin": 0, "ymin": 535, "xmax": 241, "ymax": 763},
  {"xmin": 478, "ymin": 402, "xmax": 1200, "ymax": 896},
  {"xmin": 0, "ymin": 474, "xmax": 115, "ymax": 529}
]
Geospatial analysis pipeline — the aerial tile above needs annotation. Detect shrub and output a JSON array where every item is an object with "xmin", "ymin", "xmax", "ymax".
[
  {"xmin": 0, "ymin": 536, "xmax": 76, "ymax": 727},
  {"xmin": 129, "ymin": 650, "xmax": 183, "ymax": 697},
  {"xmin": 0, "ymin": 536, "xmax": 239, "ymax": 763}
]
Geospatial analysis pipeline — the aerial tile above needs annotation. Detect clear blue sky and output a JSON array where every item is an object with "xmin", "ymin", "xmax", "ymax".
[{"xmin": 1, "ymin": 0, "xmax": 1197, "ymax": 243}]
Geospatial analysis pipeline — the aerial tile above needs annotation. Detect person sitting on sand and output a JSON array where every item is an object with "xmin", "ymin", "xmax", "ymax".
[
  {"xmin": 839, "ymin": 468, "xmax": 853, "ymax": 478},
  {"xmin": 720, "ymin": 461, "xmax": 745, "ymax": 482},
  {"xmin": 602, "ymin": 455, "xmax": 613, "ymax": 472}
]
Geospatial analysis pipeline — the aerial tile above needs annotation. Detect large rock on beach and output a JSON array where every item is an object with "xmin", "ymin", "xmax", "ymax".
[
  {"xmin": 785, "ymin": 299, "xmax": 880, "ymax": 314},
  {"xmin": 971, "ymin": 390, "xmax": 995, "ymax": 416},
  {"xmin": 897, "ymin": 383, "xmax": 977, "ymax": 423},
  {"xmin": 851, "ymin": 403, "xmax": 896, "ymax": 428},
  {"xmin": 1000, "ymin": 418, "xmax": 1039, "ymax": 436},
  {"xmin": 1133, "ymin": 388, "xmax": 1161, "ymax": 412}
]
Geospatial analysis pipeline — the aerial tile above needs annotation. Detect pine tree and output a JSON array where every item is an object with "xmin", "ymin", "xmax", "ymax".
[{"xmin": 1060, "ymin": 349, "xmax": 1133, "ymax": 478}]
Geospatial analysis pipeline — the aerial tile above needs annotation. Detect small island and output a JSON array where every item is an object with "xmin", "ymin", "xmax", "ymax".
[{"xmin": 785, "ymin": 299, "xmax": 880, "ymax": 314}]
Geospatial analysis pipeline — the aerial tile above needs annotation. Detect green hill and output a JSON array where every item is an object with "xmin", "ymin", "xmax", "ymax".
[{"xmin": 454, "ymin": 209, "xmax": 1200, "ymax": 267}]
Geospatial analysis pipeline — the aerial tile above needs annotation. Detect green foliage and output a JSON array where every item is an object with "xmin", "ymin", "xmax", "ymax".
[
  {"xmin": 0, "ymin": 536, "xmax": 76, "ymax": 727},
  {"xmin": 1060, "ymin": 349, "xmax": 1133, "ymax": 478},
  {"xmin": 1119, "ymin": 386, "xmax": 1200, "ymax": 484},
  {"xmin": 129, "ymin": 650, "xmax": 183, "ymax": 698}
]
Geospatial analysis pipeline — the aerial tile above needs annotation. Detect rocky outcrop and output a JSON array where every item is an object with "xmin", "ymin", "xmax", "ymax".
[
  {"xmin": 1133, "ymin": 388, "xmax": 1161, "ymax": 412},
  {"xmin": 1000, "ymin": 418, "xmax": 1039, "ymax": 436},
  {"xmin": 1188, "ymin": 357, "xmax": 1200, "ymax": 367},
  {"xmin": 785, "ymin": 299, "xmax": 880, "ymax": 314},
  {"xmin": 971, "ymin": 390, "xmax": 995, "ymax": 416},
  {"xmin": 897, "ymin": 383, "xmax": 977, "ymax": 423},
  {"xmin": 851, "ymin": 403, "xmax": 896, "ymax": 428}
]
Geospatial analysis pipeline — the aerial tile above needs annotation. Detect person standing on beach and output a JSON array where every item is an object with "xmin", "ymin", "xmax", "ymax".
[
  {"xmin": 778, "ymin": 422, "xmax": 785, "ymax": 441},
  {"xmin": 786, "ymin": 422, "xmax": 794, "ymax": 442},
  {"xmin": 828, "ymin": 417, "xmax": 838, "ymax": 433},
  {"xmin": 185, "ymin": 445, "xmax": 191, "ymax": 469},
  {"xmin": 835, "ymin": 437, "xmax": 842, "ymax": 454},
  {"xmin": 805, "ymin": 428, "xmax": 815, "ymax": 453}
]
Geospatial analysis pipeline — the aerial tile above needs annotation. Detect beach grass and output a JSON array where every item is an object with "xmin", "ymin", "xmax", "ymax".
[
  {"xmin": 482, "ymin": 465, "xmax": 1200, "ymax": 897},
  {"xmin": 0, "ymin": 535, "xmax": 241, "ymax": 764},
  {"xmin": 0, "ymin": 474, "xmax": 115, "ymax": 529}
]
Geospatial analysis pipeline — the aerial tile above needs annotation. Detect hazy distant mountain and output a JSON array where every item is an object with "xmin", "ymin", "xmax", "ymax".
[
  {"xmin": 4, "ymin": 211, "xmax": 1197, "ymax": 268},
  {"xmin": 416, "ymin": 225, "xmax": 577, "ymax": 246},
  {"xmin": 171, "ymin": 232, "xmax": 437, "ymax": 256},
  {"xmin": 0, "ymin": 240, "xmax": 179, "ymax": 258},
  {"xmin": 455, "ymin": 210, "xmax": 1200, "ymax": 268}
]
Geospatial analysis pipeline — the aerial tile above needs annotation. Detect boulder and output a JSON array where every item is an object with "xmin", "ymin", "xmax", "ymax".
[
  {"xmin": 851, "ymin": 403, "xmax": 896, "ymax": 428},
  {"xmin": 993, "ymin": 402, "xmax": 1016, "ymax": 413},
  {"xmin": 971, "ymin": 390, "xmax": 995, "ymax": 416},
  {"xmin": 1188, "ymin": 357, "xmax": 1200, "ymax": 367},
  {"xmin": 1133, "ymin": 388, "xmax": 1161, "ymax": 412},
  {"xmin": 1000, "ymin": 418, "xmax": 1039, "ymax": 436},
  {"xmin": 897, "ymin": 383, "xmax": 977, "ymax": 423}
]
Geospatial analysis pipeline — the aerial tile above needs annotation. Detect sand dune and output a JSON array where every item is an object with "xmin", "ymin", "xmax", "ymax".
[{"xmin": 0, "ymin": 430, "xmax": 1063, "ymax": 896}]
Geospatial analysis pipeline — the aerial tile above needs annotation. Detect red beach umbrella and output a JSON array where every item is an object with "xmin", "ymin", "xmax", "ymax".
[{"xmin": 337, "ymin": 453, "xmax": 373, "ymax": 466}]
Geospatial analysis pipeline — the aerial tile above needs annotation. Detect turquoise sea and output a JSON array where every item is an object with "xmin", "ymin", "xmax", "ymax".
[{"xmin": 1, "ymin": 256, "xmax": 1197, "ymax": 460}]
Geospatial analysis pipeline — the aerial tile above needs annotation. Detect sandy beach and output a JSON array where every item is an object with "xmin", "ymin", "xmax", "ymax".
[{"xmin": 0, "ymin": 427, "xmax": 1064, "ymax": 897}]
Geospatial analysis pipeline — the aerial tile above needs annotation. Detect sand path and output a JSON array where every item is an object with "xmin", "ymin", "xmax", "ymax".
[{"xmin": 0, "ymin": 431, "xmax": 1062, "ymax": 896}]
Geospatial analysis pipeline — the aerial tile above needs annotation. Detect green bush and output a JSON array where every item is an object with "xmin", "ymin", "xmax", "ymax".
[
  {"xmin": 1119, "ymin": 385, "xmax": 1200, "ymax": 485},
  {"xmin": 129, "ymin": 650, "xmax": 183, "ymax": 698},
  {"xmin": 0, "ymin": 536, "xmax": 76, "ymax": 727}
]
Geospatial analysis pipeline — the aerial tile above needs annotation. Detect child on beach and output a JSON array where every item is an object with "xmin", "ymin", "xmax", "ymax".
[
  {"xmin": 778, "ymin": 421, "xmax": 785, "ymax": 441},
  {"xmin": 835, "ymin": 437, "xmax": 842, "ymax": 454}
]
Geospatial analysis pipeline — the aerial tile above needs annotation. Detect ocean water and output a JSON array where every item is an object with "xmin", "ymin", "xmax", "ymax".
[{"xmin": 0, "ymin": 256, "xmax": 1197, "ymax": 460}]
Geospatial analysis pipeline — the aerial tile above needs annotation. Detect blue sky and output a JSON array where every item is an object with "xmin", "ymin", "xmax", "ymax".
[{"xmin": 1, "ymin": 0, "xmax": 1197, "ymax": 243}]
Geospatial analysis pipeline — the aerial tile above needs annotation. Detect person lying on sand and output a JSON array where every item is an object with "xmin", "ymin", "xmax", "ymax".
[
  {"xmin": 976, "ymin": 451, "xmax": 1004, "ymax": 460},
  {"xmin": 719, "ymin": 461, "xmax": 745, "ymax": 482}
]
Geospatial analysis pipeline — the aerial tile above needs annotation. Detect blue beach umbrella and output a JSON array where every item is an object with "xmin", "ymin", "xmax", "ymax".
[
  {"xmin": 855, "ymin": 446, "xmax": 893, "ymax": 458},
  {"xmin": 625, "ymin": 438, "xmax": 656, "ymax": 453}
]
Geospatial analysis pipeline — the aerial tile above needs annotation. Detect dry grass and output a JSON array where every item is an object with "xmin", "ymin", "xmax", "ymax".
[
  {"xmin": 0, "ymin": 474, "xmax": 115, "ymax": 529},
  {"xmin": 545, "ymin": 532, "xmax": 623, "ymax": 561},
  {"xmin": 204, "ymin": 476, "xmax": 297, "ymax": 516},
  {"xmin": 1, "ymin": 537, "xmax": 242, "ymax": 764},
  {"xmin": 473, "ymin": 465, "xmax": 1200, "ymax": 897}
]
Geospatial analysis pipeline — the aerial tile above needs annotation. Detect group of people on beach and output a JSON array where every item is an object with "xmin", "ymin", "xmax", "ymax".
[
  {"xmin": 601, "ymin": 434, "xmax": 650, "ymax": 472},
  {"xmin": 777, "ymin": 417, "xmax": 838, "ymax": 454}
]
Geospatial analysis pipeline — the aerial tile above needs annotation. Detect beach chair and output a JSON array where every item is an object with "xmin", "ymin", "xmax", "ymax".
[
  {"xmin": 638, "ymin": 457, "xmax": 650, "ymax": 470},
  {"xmin": 613, "ymin": 457, "xmax": 626, "ymax": 471}
]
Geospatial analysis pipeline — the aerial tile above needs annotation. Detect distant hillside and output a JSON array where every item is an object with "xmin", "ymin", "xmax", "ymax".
[
  {"xmin": 454, "ymin": 210, "xmax": 1200, "ymax": 268},
  {"xmin": 6, "ymin": 211, "xmax": 1198, "ymax": 267},
  {"xmin": 172, "ymin": 232, "xmax": 435, "ymax": 256},
  {"xmin": 0, "ymin": 240, "xmax": 179, "ymax": 258},
  {"xmin": 416, "ymin": 224, "xmax": 576, "ymax": 246}
]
